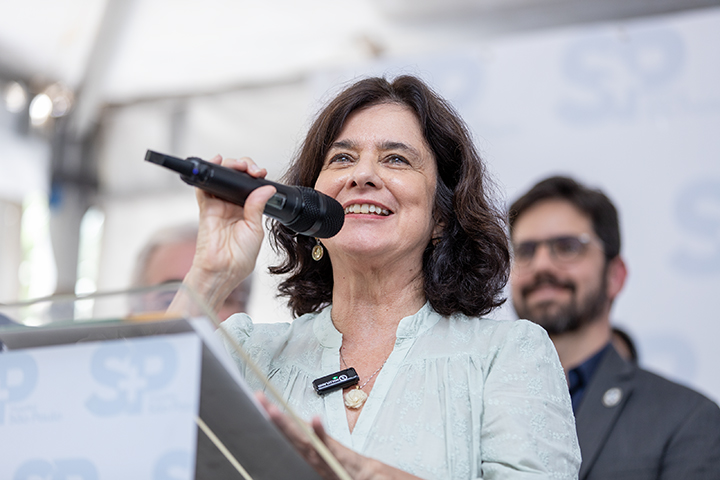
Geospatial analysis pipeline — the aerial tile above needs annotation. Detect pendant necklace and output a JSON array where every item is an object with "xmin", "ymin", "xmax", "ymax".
[{"xmin": 339, "ymin": 349, "xmax": 386, "ymax": 409}]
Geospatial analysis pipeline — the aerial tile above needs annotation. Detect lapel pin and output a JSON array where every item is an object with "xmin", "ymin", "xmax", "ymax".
[{"xmin": 602, "ymin": 387, "xmax": 623, "ymax": 407}]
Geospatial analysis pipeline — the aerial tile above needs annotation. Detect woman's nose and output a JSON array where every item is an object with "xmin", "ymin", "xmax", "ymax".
[{"xmin": 349, "ymin": 157, "xmax": 383, "ymax": 189}]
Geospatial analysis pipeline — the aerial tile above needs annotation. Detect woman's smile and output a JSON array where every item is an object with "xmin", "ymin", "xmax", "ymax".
[{"xmin": 343, "ymin": 203, "xmax": 392, "ymax": 216}]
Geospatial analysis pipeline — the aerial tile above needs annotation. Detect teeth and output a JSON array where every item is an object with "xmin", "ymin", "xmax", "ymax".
[{"xmin": 344, "ymin": 204, "xmax": 390, "ymax": 216}]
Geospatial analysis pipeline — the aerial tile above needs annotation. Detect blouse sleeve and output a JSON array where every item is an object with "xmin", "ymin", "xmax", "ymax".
[
  {"xmin": 216, "ymin": 313, "xmax": 256, "ymax": 375},
  {"xmin": 480, "ymin": 320, "xmax": 581, "ymax": 479},
  {"xmin": 217, "ymin": 313, "xmax": 295, "ymax": 383}
]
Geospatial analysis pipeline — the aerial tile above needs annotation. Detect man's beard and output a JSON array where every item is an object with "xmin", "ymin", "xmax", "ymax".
[{"xmin": 513, "ymin": 269, "xmax": 608, "ymax": 335}]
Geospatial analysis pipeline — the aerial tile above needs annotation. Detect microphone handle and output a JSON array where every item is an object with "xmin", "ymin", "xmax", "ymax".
[
  {"xmin": 182, "ymin": 157, "xmax": 304, "ymax": 225},
  {"xmin": 145, "ymin": 150, "xmax": 345, "ymax": 237},
  {"xmin": 146, "ymin": 150, "xmax": 303, "ymax": 224}
]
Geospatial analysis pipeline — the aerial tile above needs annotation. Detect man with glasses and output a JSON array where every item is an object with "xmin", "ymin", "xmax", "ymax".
[{"xmin": 508, "ymin": 175, "xmax": 720, "ymax": 479}]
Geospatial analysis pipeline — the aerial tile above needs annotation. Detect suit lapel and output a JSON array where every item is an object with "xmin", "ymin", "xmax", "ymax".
[{"xmin": 575, "ymin": 346, "xmax": 635, "ymax": 480}]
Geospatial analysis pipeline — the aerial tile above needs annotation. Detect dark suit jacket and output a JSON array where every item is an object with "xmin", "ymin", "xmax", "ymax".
[{"xmin": 575, "ymin": 346, "xmax": 720, "ymax": 479}]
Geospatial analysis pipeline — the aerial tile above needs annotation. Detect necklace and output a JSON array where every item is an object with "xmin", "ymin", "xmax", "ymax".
[{"xmin": 340, "ymin": 349, "xmax": 386, "ymax": 409}]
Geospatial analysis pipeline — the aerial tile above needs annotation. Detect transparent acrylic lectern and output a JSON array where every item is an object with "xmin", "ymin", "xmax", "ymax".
[{"xmin": 0, "ymin": 284, "xmax": 349, "ymax": 480}]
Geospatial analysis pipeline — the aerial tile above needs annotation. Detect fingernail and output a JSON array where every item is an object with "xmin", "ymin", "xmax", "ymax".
[{"xmin": 249, "ymin": 164, "xmax": 260, "ymax": 173}]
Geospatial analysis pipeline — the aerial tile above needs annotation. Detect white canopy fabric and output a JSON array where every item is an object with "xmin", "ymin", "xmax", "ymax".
[
  {"xmin": 3, "ymin": 0, "xmax": 716, "ymax": 103},
  {"xmin": 0, "ymin": 0, "xmax": 381, "ymax": 100}
]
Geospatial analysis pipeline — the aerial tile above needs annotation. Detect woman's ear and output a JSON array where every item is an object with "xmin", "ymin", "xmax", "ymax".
[{"xmin": 605, "ymin": 256, "xmax": 628, "ymax": 302}]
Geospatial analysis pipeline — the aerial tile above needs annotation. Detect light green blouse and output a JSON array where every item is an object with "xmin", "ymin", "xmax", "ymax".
[{"xmin": 222, "ymin": 303, "xmax": 581, "ymax": 479}]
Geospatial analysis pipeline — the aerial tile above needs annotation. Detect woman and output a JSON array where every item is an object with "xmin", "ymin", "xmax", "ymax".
[{"xmin": 181, "ymin": 76, "xmax": 580, "ymax": 479}]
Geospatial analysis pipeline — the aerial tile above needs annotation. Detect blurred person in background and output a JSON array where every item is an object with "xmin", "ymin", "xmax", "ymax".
[
  {"xmin": 171, "ymin": 75, "xmax": 581, "ymax": 479},
  {"xmin": 133, "ymin": 223, "xmax": 252, "ymax": 320},
  {"xmin": 508, "ymin": 175, "xmax": 720, "ymax": 480}
]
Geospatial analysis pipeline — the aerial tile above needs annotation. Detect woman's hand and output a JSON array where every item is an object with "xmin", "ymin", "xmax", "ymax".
[
  {"xmin": 184, "ymin": 155, "xmax": 276, "ymax": 313},
  {"xmin": 256, "ymin": 393, "xmax": 422, "ymax": 480}
]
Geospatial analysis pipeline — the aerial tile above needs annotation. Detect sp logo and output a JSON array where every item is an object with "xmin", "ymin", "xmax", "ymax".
[
  {"xmin": 153, "ymin": 450, "xmax": 193, "ymax": 480},
  {"xmin": 86, "ymin": 339, "xmax": 177, "ymax": 416},
  {"xmin": 558, "ymin": 28, "xmax": 684, "ymax": 123},
  {"xmin": 672, "ymin": 179, "xmax": 720, "ymax": 274},
  {"xmin": 13, "ymin": 458, "xmax": 98, "ymax": 480},
  {"xmin": 0, "ymin": 352, "xmax": 39, "ymax": 425}
]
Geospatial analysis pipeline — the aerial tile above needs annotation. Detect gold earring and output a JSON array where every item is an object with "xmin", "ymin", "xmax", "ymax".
[{"xmin": 312, "ymin": 238, "xmax": 324, "ymax": 261}]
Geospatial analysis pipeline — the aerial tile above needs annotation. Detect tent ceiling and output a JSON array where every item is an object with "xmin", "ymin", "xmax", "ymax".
[
  {"xmin": 2, "ymin": 0, "xmax": 717, "ymax": 106},
  {"xmin": 0, "ymin": 0, "xmax": 386, "ymax": 103},
  {"xmin": 374, "ymin": 0, "xmax": 719, "ymax": 22}
]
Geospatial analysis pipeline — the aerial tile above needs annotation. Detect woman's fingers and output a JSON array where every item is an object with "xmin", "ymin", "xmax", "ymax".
[
  {"xmin": 179, "ymin": 153, "xmax": 277, "ymax": 315},
  {"xmin": 195, "ymin": 155, "xmax": 273, "ymax": 220},
  {"xmin": 207, "ymin": 154, "xmax": 222, "ymax": 165},
  {"xmin": 311, "ymin": 417, "xmax": 330, "ymax": 443},
  {"xmin": 242, "ymin": 184, "xmax": 276, "ymax": 232},
  {"xmin": 257, "ymin": 392, "xmax": 306, "ymax": 438},
  {"xmin": 256, "ymin": 393, "xmax": 341, "ymax": 479},
  {"xmin": 190, "ymin": 155, "xmax": 274, "ymax": 285},
  {"xmin": 256, "ymin": 393, "xmax": 313, "ymax": 455},
  {"xmin": 219, "ymin": 156, "xmax": 268, "ymax": 179},
  {"xmin": 253, "ymin": 395, "xmax": 405, "ymax": 480}
]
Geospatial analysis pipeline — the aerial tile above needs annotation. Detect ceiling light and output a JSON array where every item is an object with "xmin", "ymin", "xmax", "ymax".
[
  {"xmin": 29, "ymin": 93, "xmax": 53, "ymax": 125},
  {"xmin": 3, "ymin": 81, "xmax": 28, "ymax": 113},
  {"xmin": 45, "ymin": 82, "xmax": 74, "ymax": 117}
]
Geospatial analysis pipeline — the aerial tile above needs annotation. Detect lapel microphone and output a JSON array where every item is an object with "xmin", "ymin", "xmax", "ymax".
[{"xmin": 312, "ymin": 368, "xmax": 360, "ymax": 395}]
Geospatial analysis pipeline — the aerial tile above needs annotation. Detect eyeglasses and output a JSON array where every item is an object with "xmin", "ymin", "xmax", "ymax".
[{"xmin": 512, "ymin": 234, "xmax": 602, "ymax": 267}]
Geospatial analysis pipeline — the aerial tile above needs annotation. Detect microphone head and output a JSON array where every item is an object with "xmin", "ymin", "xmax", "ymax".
[{"xmin": 286, "ymin": 187, "xmax": 345, "ymax": 238}]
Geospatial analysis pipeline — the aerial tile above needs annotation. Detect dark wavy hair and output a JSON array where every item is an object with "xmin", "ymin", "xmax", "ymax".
[
  {"xmin": 508, "ymin": 175, "xmax": 621, "ymax": 261},
  {"xmin": 269, "ymin": 75, "xmax": 510, "ymax": 318}
]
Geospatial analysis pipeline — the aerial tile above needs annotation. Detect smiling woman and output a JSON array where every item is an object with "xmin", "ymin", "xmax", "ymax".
[
  {"xmin": 271, "ymin": 77, "xmax": 511, "ymax": 319},
  {"xmin": 177, "ymin": 75, "xmax": 581, "ymax": 479}
]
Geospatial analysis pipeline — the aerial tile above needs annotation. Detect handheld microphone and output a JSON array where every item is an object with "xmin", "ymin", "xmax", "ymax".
[{"xmin": 145, "ymin": 150, "xmax": 344, "ymax": 238}]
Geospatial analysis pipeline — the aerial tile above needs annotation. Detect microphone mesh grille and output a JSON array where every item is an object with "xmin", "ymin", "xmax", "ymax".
[
  {"xmin": 288, "ymin": 187, "xmax": 344, "ymax": 238},
  {"xmin": 316, "ymin": 193, "xmax": 345, "ymax": 238}
]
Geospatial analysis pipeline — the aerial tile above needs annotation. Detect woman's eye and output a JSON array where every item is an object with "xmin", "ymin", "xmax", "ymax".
[
  {"xmin": 386, "ymin": 154, "xmax": 409, "ymax": 165},
  {"xmin": 328, "ymin": 153, "xmax": 353, "ymax": 164}
]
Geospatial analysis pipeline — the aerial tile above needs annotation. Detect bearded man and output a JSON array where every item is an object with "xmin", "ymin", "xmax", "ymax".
[{"xmin": 508, "ymin": 175, "xmax": 720, "ymax": 480}]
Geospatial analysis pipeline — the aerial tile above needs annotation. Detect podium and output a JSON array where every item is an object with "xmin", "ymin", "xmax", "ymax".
[{"xmin": 0, "ymin": 284, "xmax": 339, "ymax": 480}]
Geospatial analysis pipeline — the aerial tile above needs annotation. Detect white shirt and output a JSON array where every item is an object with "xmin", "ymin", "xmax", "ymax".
[{"xmin": 222, "ymin": 303, "xmax": 581, "ymax": 479}]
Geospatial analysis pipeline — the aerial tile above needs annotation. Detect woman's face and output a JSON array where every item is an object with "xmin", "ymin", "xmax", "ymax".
[{"xmin": 314, "ymin": 103, "xmax": 438, "ymax": 266}]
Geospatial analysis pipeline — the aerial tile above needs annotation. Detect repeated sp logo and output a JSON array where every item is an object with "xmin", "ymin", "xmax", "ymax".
[
  {"xmin": 0, "ymin": 353, "xmax": 39, "ymax": 425},
  {"xmin": 85, "ymin": 340, "xmax": 177, "ymax": 416},
  {"xmin": 154, "ymin": 449, "xmax": 194, "ymax": 480},
  {"xmin": 558, "ymin": 28, "xmax": 684, "ymax": 123},
  {"xmin": 672, "ymin": 179, "xmax": 720, "ymax": 274},
  {"xmin": 13, "ymin": 458, "xmax": 98, "ymax": 480}
]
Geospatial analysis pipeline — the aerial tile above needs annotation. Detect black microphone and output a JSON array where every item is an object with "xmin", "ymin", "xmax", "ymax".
[{"xmin": 145, "ymin": 150, "xmax": 344, "ymax": 238}]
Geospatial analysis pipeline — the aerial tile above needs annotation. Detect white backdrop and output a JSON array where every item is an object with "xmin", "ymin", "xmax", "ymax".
[
  {"xmin": 329, "ymin": 8, "xmax": 720, "ymax": 403},
  {"xmin": 98, "ymin": 8, "xmax": 720, "ymax": 404}
]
